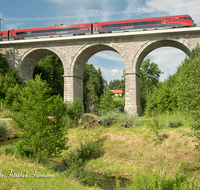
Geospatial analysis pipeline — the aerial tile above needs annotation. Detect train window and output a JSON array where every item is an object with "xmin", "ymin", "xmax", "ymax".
[
  {"xmin": 174, "ymin": 20, "xmax": 177, "ymax": 22},
  {"xmin": 153, "ymin": 20, "xmax": 161, "ymax": 24},
  {"xmin": 16, "ymin": 32, "xmax": 27, "ymax": 35},
  {"xmin": 183, "ymin": 17, "xmax": 191, "ymax": 20},
  {"xmin": 102, "ymin": 25, "xmax": 108, "ymax": 28},
  {"xmin": 0, "ymin": 33, "xmax": 3, "ymax": 36},
  {"xmin": 113, "ymin": 24, "xmax": 122, "ymax": 27},
  {"xmin": 179, "ymin": 17, "xmax": 182, "ymax": 19}
]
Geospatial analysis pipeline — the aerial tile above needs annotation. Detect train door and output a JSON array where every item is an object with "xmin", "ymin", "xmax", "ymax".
[{"xmin": 164, "ymin": 18, "xmax": 171, "ymax": 27}]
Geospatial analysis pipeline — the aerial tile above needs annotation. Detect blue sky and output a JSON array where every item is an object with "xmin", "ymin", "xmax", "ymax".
[{"xmin": 1, "ymin": 0, "xmax": 200, "ymax": 83}]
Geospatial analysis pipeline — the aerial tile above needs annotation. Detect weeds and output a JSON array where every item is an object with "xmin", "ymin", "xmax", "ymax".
[
  {"xmin": 0, "ymin": 121, "xmax": 9, "ymax": 141},
  {"xmin": 99, "ymin": 110, "xmax": 143, "ymax": 127},
  {"xmin": 168, "ymin": 118, "xmax": 183, "ymax": 128},
  {"xmin": 64, "ymin": 136, "xmax": 107, "ymax": 188},
  {"xmin": 122, "ymin": 172, "xmax": 200, "ymax": 190}
]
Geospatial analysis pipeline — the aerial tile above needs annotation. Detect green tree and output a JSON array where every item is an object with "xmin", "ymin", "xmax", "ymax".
[
  {"xmin": 98, "ymin": 88, "xmax": 116, "ymax": 113},
  {"xmin": 83, "ymin": 63, "xmax": 107, "ymax": 112},
  {"xmin": 0, "ymin": 52, "xmax": 22, "ymax": 106},
  {"xmin": 10, "ymin": 75, "xmax": 68, "ymax": 161},
  {"xmin": 140, "ymin": 58, "xmax": 163, "ymax": 114},
  {"xmin": 33, "ymin": 55, "xmax": 64, "ymax": 97},
  {"xmin": 145, "ymin": 45, "xmax": 200, "ymax": 116},
  {"xmin": 0, "ymin": 52, "xmax": 9, "ymax": 75}
]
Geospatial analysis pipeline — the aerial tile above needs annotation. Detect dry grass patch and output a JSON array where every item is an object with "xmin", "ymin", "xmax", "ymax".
[{"xmin": 82, "ymin": 126, "xmax": 200, "ymax": 179}]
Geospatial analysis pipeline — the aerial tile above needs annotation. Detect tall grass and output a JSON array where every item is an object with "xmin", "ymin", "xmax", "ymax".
[
  {"xmin": 99, "ymin": 110, "xmax": 143, "ymax": 126},
  {"xmin": 122, "ymin": 172, "xmax": 200, "ymax": 190}
]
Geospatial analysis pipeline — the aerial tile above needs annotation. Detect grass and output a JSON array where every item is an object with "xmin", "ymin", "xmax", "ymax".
[
  {"xmin": 0, "ymin": 150, "xmax": 100, "ymax": 190},
  {"xmin": 1, "ymin": 112, "xmax": 200, "ymax": 189},
  {"xmin": 62, "ymin": 112, "xmax": 200, "ymax": 183}
]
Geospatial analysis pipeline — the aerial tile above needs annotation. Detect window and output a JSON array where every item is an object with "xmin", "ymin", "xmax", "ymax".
[
  {"xmin": 31, "ymin": 27, "xmax": 80, "ymax": 34},
  {"xmin": 179, "ymin": 17, "xmax": 182, "ymax": 19},
  {"xmin": 183, "ymin": 17, "xmax": 192, "ymax": 20},
  {"xmin": 16, "ymin": 32, "xmax": 27, "ymax": 35},
  {"xmin": 174, "ymin": 20, "xmax": 177, "ymax": 22},
  {"xmin": 101, "ymin": 20, "xmax": 161, "ymax": 29},
  {"xmin": 0, "ymin": 33, "xmax": 3, "ymax": 36}
]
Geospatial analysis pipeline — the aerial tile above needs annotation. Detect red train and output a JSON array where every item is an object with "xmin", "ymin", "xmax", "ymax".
[{"xmin": 0, "ymin": 14, "xmax": 196, "ymax": 41}]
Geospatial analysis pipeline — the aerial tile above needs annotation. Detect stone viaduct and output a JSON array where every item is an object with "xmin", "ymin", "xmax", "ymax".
[{"xmin": 0, "ymin": 27, "xmax": 200, "ymax": 115}]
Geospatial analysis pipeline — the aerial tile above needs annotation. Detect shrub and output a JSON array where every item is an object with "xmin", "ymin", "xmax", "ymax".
[
  {"xmin": 168, "ymin": 119, "xmax": 183, "ymax": 128},
  {"xmin": 0, "ymin": 121, "xmax": 9, "ymax": 141},
  {"xmin": 10, "ymin": 75, "xmax": 68, "ymax": 161},
  {"xmin": 100, "ymin": 110, "xmax": 142, "ymax": 127},
  {"xmin": 66, "ymin": 99, "xmax": 82, "ymax": 121},
  {"xmin": 100, "ymin": 110, "xmax": 119, "ymax": 126}
]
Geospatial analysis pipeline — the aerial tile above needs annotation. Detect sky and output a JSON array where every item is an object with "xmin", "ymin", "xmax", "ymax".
[{"xmin": 1, "ymin": 0, "xmax": 200, "ymax": 83}]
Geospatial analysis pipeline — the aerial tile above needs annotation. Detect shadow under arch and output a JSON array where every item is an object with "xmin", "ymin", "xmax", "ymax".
[
  {"xmin": 135, "ymin": 39, "xmax": 191, "ymax": 74},
  {"xmin": 72, "ymin": 44, "xmax": 119, "ymax": 78},
  {"xmin": 20, "ymin": 48, "xmax": 61, "ymax": 81}
]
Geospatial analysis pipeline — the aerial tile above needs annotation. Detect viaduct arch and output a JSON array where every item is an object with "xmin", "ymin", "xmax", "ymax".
[{"xmin": 0, "ymin": 27, "xmax": 200, "ymax": 115}]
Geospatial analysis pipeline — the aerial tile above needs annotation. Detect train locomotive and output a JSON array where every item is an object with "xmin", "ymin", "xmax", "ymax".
[{"xmin": 0, "ymin": 14, "xmax": 196, "ymax": 41}]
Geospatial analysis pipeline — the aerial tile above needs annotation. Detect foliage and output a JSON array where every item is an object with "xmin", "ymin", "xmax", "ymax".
[
  {"xmin": 123, "ymin": 172, "xmax": 200, "ymax": 190},
  {"xmin": 100, "ymin": 110, "xmax": 142, "ymax": 126},
  {"xmin": 64, "ymin": 136, "xmax": 105, "ymax": 187},
  {"xmin": 0, "ymin": 52, "xmax": 9, "ymax": 75},
  {"xmin": 140, "ymin": 58, "xmax": 163, "ymax": 114},
  {"xmin": 66, "ymin": 139, "xmax": 104, "ymax": 167},
  {"xmin": 0, "ymin": 121, "xmax": 9, "ymax": 141},
  {"xmin": 146, "ymin": 44, "xmax": 200, "ymax": 116},
  {"xmin": 66, "ymin": 99, "xmax": 82, "ymax": 121},
  {"xmin": 0, "ymin": 54, "xmax": 22, "ymax": 105},
  {"xmin": 10, "ymin": 75, "xmax": 68, "ymax": 161},
  {"xmin": 98, "ymin": 88, "xmax": 117, "ymax": 113},
  {"xmin": 33, "ymin": 55, "xmax": 64, "ymax": 97},
  {"xmin": 190, "ymin": 110, "xmax": 200, "ymax": 152},
  {"xmin": 100, "ymin": 110, "xmax": 120, "ymax": 126},
  {"xmin": 168, "ymin": 119, "xmax": 183, "ymax": 128},
  {"xmin": 108, "ymin": 78, "xmax": 125, "ymax": 96},
  {"xmin": 83, "ymin": 63, "xmax": 107, "ymax": 112}
]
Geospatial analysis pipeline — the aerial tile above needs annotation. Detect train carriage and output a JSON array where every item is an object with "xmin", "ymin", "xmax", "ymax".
[
  {"xmin": 93, "ymin": 15, "xmax": 195, "ymax": 34},
  {"xmin": 0, "ymin": 30, "xmax": 9, "ymax": 41},
  {"xmin": 0, "ymin": 14, "xmax": 196, "ymax": 41},
  {"xmin": 10, "ymin": 23, "xmax": 92, "ymax": 40}
]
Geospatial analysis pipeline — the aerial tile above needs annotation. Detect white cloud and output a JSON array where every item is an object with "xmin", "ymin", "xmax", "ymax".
[
  {"xmin": 146, "ymin": 47, "xmax": 187, "ymax": 81},
  {"xmin": 95, "ymin": 51, "xmax": 124, "ymax": 62},
  {"xmin": 111, "ymin": 69, "xmax": 120, "ymax": 75},
  {"xmin": 144, "ymin": 0, "xmax": 200, "ymax": 25}
]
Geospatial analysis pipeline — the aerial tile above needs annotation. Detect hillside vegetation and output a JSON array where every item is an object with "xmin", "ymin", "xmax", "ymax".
[{"xmin": 0, "ymin": 45, "xmax": 200, "ymax": 189}]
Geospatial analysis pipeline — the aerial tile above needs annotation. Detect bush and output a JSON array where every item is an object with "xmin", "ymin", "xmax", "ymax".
[
  {"xmin": 100, "ymin": 110, "xmax": 142, "ymax": 126},
  {"xmin": 64, "ymin": 137, "xmax": 105, "ymax": 186},
  {"xmin": 168, "ymin": 119, "xmax": 183, "ymax": 128},
  {"xmin": 100, "ymin": 110, "xmax": 119, "ymax": 126},
  {"xmin": 66, "ymin": 99, "xmax": 82, "ymax": 121},
  {"xmin": 66, "ymin": 139, "xmax": 103, "ymax": 167},
  {"xmin": 0, "ymin": 144, "xmax": 19, "ymax": 156},
  {"xmin": 0, "ymin": 121, "xmax": 9, "ymax": 141},
  {"xmin": 10, "ymin": 75, "xmax": 68, "ymax": 161}
]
